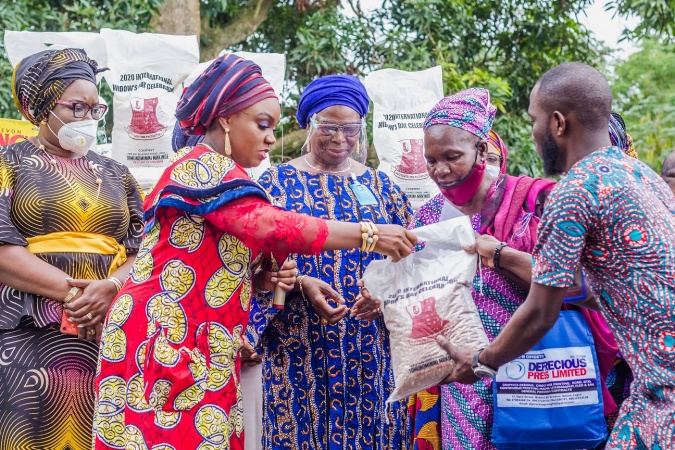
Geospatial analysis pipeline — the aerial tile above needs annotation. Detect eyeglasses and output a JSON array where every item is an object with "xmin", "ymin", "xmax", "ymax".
[
  {"xmin": 486, "ymin": 153, "xmax": 503, "ymax": 166},
  {"xmin": 56, "ymin": 100, "xmax": 108, "ymax": 120},
  {"xmin": 311, "ymin": 120, "xmax": 364, "ymax": 137}
]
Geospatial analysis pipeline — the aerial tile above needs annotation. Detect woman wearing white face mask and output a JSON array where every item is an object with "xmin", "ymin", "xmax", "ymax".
[
  {"xmin": 0, "ymin": 48, "xmax": 143, "ymax": 450},
  {"xmin": 485, "ymin": 129, "xmax": 508, "ymax": 178}
]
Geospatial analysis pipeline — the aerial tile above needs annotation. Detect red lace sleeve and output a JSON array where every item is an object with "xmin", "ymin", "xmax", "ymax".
[{"xmin": 203, "ymin": 196, "xmax": 329, "ymax": 256}]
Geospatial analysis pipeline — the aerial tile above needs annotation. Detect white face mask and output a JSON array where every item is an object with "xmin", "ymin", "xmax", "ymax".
[
  {"xmin": 486, "ymin": 165, "xmax": 501, "ymax": 178},
  {"xmin": 48, "ymin": 111, "xmax": 98, "ymax": 157}
]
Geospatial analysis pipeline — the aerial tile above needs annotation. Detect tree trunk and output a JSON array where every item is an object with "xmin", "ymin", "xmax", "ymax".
[
  {"xmin": 270, "ymin": 128, "xmax": 307, "ymax": 157},
  {"xmin": 150, "ymin": 0, "xmax": 201, "ymax": 37},
  {"xmin": 200, "ymin": 0, "xmax": 277, "ymax": 61}
]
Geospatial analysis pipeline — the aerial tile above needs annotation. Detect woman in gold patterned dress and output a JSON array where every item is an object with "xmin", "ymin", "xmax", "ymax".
[{"xmin": 0, "ymin": 49, "xmax": 144, "ymax": 450}]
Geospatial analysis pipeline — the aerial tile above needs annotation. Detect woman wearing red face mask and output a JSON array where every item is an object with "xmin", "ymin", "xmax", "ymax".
[
  {"xmin": 405, "ymin": 88, "xmax": 554, "ymax": 450},
  {"xmin": 402, "ymin": 88, "xmax": 618, "ymax": 450}
]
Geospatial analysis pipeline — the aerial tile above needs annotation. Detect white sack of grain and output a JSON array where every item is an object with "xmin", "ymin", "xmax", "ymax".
[{"xmin": 361, "ymin": 216, "xmax": 488, "ymax": 402}]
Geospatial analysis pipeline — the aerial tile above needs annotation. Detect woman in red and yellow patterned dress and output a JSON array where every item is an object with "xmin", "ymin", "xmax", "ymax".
[{"xmin": 93, "ymin": 54, "xmax": 417, "ymax": 450}]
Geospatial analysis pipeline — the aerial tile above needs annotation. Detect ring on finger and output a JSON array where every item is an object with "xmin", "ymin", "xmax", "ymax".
[
  {"xmin": 86, "ymin": 312, "xmax": 93, "ymax": 320},
  {"xmin": 87, "ymin": 329, "xmax": 96, "ymax": 335}
]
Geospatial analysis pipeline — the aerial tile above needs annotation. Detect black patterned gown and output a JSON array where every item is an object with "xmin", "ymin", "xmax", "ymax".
[{"xmin": 0, "ymin": 140, "xmax": 144, "ymax": 450}]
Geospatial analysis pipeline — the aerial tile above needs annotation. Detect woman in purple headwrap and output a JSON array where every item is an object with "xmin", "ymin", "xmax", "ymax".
[
  {"xmin": 92, "ymin": 57, "xmax": 417, "ymax": 450},
  {"xmin": 246, "ymin": 74, "xmax": 413, "ymax": 450},
  {"xmin": 609, "ymin": 111, "xmax": 638, "ymax": 159},
  {"xmin": 405, "ymin": 88, "xmax": 557, "ymax": 450},
  {"xmin": 485, "ymin": 130, "xmax": 508, "ymax": 177}
]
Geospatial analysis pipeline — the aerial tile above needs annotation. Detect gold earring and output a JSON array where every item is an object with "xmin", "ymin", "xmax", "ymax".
[{"xmin": 224, "ymin": 128, "xmax": 231, "ymax": 156}]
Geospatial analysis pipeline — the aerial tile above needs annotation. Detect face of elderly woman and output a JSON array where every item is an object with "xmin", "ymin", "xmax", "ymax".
[
  {"xmin": 225, "ymin": 97, "xmax": 280, "ymax": 168},
  {"xmin": 309, "ymin": 105, "xmax": 361, "ymax": 166},
  {"xmin": 424, "ymin": 125, "xmax": 485, "ymax": 189}
]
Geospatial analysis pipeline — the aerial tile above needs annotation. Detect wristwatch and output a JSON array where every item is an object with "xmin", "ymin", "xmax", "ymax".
[{"xmin": 472, "ymin": 349, "xmax": 498, "ymax": 378}]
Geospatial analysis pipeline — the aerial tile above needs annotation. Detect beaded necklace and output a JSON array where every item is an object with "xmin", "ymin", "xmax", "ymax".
[{"xmin": 303, "ymin": 155, "xmax": 352, "ymax": 174}]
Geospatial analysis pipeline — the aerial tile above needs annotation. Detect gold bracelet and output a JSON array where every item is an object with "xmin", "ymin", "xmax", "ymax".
[
  {"xmin": 367, "ymin": 234, "xmax": 379, "ymax": 253},
  {"xmin": 370, "ymin": 224, "xmax": 379, "ymax": 252},
  {"xmin": 298, "ymin": 275, "xmax": 307, "ymax": 301},
  {"xmin": 360, "ymin": 222, "xmax": 369, "ymax": 252},
  {"xmin": 360, "ymin": 221, "xmax": 377, "ymax": 252},
  {"xmin": 107, "ymin": 276, "xmax": 123, "ymax": 293},
  {"xmin": 359, "ymin": 221, "xmax": 378, "ymax": 252},
  {"xmin": 62, "ymin": 286, "xmax": 80, "ymax": 304}
]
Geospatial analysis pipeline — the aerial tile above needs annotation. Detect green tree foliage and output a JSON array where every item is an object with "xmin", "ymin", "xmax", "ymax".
[
  {"xmin": 374, "ymin": 0, "xmax": 601, "ymax": 110},
  {"xmin": 363, "ymin": 0, "xmax": 608, "ymax": 176},
  {"xmin": 606, "ymin": 0, "xmax": 675, "ymax": 42},
  {"xmin": 3, "ymin": 0, "xmax": 673, "ymax": 177},
  {"xmin": 0, "ymin": 0, "xmax": 162, "ymax": 119},
  {"xmin": 231, "ymin": 0, "xmax": 610, "ymax": 175},
  {"xmin": 613, "ymin": 40, "xmax": 675, "ymax": 170}
]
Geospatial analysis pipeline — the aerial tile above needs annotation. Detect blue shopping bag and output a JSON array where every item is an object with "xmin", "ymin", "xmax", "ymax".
[{"xmin": 491, "ymin": 310, "xmax": 607, "ymax": 450}]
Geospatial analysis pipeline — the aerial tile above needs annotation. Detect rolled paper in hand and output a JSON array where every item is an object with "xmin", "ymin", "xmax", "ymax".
[
  {"xmin": 271, "ymin": 255, "xmax": 287, "ymax": 310},
  {"xmin": 272, "ymin": 284, "xmax": 286, "ymax": 310}
]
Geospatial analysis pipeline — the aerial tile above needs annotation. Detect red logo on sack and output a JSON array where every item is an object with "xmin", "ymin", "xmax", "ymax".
[
  {"xmin": 125, "ymin": 97, "xmax": 168, "ymax": 140},
  {"xmin": 393, "ymin": 139, "xmax": 429, "ymax": 180},
  {"xmin": 406, "ymin": 296, "xmax": 449, "ymax": 340}
]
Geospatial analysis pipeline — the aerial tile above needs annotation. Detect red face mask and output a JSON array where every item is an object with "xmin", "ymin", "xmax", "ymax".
[{"xmin": 439, "ymin": 151, "xmax": 486, "ymax": 206}]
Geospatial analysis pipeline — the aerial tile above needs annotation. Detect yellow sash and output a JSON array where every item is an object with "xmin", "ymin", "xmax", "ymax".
[{"xmin": 26, "ymin": 231, "xmax": 127, "ymax": 276}]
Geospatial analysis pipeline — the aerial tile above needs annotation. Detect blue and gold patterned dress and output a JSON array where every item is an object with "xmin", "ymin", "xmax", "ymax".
[{"xmin": 252, "ymin": 164, "xmax": 413, "ymax": 450}]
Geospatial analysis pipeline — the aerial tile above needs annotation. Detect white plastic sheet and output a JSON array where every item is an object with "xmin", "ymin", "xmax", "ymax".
[
  {"xmin": 4, "ymin": 30, "xmax": 108, "ymax": 83},
  {"xmin": 100, "ymin": 28, "xmax": 198, "ymax": 175}
]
